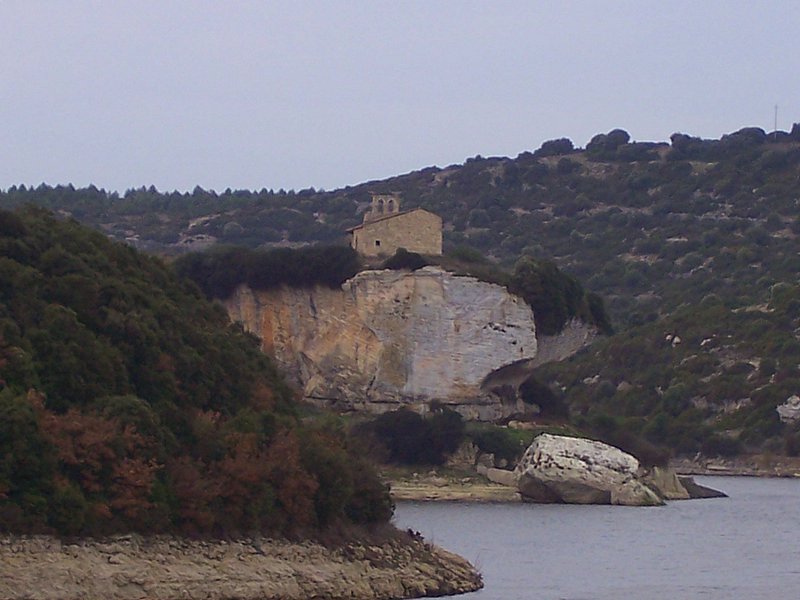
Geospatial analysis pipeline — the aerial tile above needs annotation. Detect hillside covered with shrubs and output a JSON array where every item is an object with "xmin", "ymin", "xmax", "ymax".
[
  {"xmin": 3, "ymin": 125, "xmax": 799, "ymax": 330},
  {"xmin": 530, "ymin": 285, "xmax": 800, "ymax": 459},
  {"xmin": 4, "ymin": 123, "xmax": 800, "ymax": 460},
  {"xmin": 0, "ymin": 207, "xmax": 392, "ymax": 536},
  {"xmin": 172, "ymin": 244, "xmax": 362, "ymax": 299}
]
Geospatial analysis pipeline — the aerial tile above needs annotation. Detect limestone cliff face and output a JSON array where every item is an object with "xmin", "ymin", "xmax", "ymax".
[{"xmin": 225, "ymin": 267, "xmax": 593, "ymax": 420}]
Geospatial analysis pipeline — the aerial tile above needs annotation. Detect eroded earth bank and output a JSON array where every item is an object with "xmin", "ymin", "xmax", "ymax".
[{"xmin": 0, "ymin": 533, "xmax": 482, "ymax": 600}]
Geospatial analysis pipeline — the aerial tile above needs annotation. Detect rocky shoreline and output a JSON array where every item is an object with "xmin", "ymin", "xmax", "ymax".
[
  {"xmin": 0, "ymin": 532, "xmax": 482, "ymax": 600},
  {"xmin": 390, "ymin": 473, "xmax": 521, "ymax": 502},
  {"xmin": 13, "ymin": 452, "xmax": 790, "ymax": 600},
  {"xmin": 388, "ymin": 455, "xmax": 800, "ymax": 504},
  {"xmin": 670, "ymin": 455, "xmax": 800, "ymax": 478}
]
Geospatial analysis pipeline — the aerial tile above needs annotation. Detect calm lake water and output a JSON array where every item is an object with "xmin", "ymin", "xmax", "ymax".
[{"xmin": 394, "ymin": 476, "xmax": 800, "ymax": 600}]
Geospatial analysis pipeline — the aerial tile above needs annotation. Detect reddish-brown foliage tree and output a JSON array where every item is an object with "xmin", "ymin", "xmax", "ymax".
[
  {"xmin": 166, "ymin": 455, "xmax": 222, "ymax": 533},
  {"xmin": 250, "ymin": 381, "xmax": 276, "ymax": 410},
  {"xmin": 263, "ymin": 430, "xmax": 318, "ymax": 530},
  {"xmin": 30, "ymin": 391, "xmax": 160, "ymax": 528},
  {"xmin": 212, "ymin": 432, "xmax": 276, "ymax": 531},
  {"xmin": 167, "ymin": 429, "xmax": 319, "ymax": 535}
]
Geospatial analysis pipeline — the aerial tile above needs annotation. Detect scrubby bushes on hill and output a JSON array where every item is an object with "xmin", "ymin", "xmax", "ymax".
[
  {"xmin": 465, "ymin": 424, "xmax": 533, "ymax": 465},
  {"xmin": 5, "ymin": 124, "xmax": 800, "ymax": 334},
  {"xmin": 8, "ymin": 124, "xmax": 800, "ymax": 461},
  {"xmin": 535, "ymin": 290, "xmax": 800, "ymax": 458},
  {"xmin": 508, "ymin": 257, "xmax": 613, "ymax": 336},
  {"xmin": 519, "ymin": 376, "xmax": 568, "ymax": 418},
  {"xmin": 381, "ymin": 248, "xmax": 428, "ymax": 271},
  {"xmin": 355, "ymin": 408, "xmax": 535, "ymax": 467},
  {"xmin": 0, "ymin": 207, "xmax": 391, "ymax": 536},
  {"xmin": 355, "ymin": 407, "xmax": 465, "ymax": 466},
  {"xmin": 533, "ymin": 138, "xmax": 575, "ymax": 158},
  {"xmin": 173, "ymin": 244, "xmax": 361, "ymax": 298}
]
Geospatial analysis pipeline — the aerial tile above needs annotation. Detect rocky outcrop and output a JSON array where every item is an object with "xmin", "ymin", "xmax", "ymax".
[
  {"xmin": 514, "ymin": 434, "xmax": 664, "ymax": 506},
  {"xmin": 0, "ymin": 533, "xmax": 482, "ymax": 600},
  {"xmin": 643, "ymin": 466, "xmax": 691, "ymax": 500},
  {"xmin": 777, "ymin": 395, "xmax": 800, "ymax": 423},
  {"xmin": 527, "ymin": 319, "xmax": 599, "ymax": 369},
  {"xmin": 478, "ymin": 319, "xmax": 597, "ymax": 395},
  {"xmin": 678, "ymin": 476, "xmax": 728, "ymax": 499},
  {"xmin": 226, "ymin": 267, "xmax": 575, "ymax": 420},
  {"xmin": 484, "ymin": 467, "xmax": 519, "ymax": 487}
]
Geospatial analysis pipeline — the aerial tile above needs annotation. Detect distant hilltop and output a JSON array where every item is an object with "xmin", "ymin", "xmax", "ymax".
[{"xmin": 2, "ymin": 122, "xmax": 800, "ymax": 329}]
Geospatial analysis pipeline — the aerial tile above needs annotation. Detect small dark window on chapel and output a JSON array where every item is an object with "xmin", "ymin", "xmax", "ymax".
[{"xmin": 375, "ymin": 240, "xmax": 381, "ymax": 246}]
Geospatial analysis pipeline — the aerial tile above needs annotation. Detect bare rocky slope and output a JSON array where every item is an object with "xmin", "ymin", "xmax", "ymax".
[{"xmin": 225, "ymin": 266, "xmax": 597, "ymax": 420}]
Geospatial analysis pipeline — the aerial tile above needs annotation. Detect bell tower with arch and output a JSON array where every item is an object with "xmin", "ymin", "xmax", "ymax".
[{"xmin": 364, "ymin": 193, "xmax": 401, "ymax": 223}]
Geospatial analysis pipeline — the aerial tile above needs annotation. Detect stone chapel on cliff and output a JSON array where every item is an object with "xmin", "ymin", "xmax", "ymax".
[{"xmin": 347, "ymin": 193, "xmax": 442, "ymax": 257}]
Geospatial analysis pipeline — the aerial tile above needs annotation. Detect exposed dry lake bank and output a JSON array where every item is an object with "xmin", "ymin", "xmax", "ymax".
[
  {"xmin": 0, "ymin": 532, "xmax": 482, "ymax": 600},
  {"xmin": 388, "ymin": 470, "xmax": 521, "ymax": 502},
  {"xmin": 671, "ymin": 455, "xmax": 800, "ymax": 478}
]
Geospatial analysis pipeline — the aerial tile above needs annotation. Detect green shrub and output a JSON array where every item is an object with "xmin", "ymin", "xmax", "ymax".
[
  {"xmin": 509, "ymin": 257, "xmax": 606, "ymax": 335},
  {"xmin": 533, "ymin": 138, "xmax": 575, "ymax": 158},
  {"xmin": 382, "ymin": 248, "xmax": 429, "ymax": 271},
  {"xmin": 585, "ymin": 411, "xmax": 671, "ymax": 466},
  {"xmin": 519, "ymin": 376, "xmax": 568, "ymax": 418},
  {"xmin": 428, "ymin": 407, "xmax": 466, "ymax": 457},
  {"xmin": 759, "ymin": 358, "xmax": 777, "ymax": 377},
  {"xmin": 784, "ymin": 428, "xmax": 800, "ymax": 457},
  {"xmin": 360, "ymin": 407, "xmax": 465, "ymax": 466},
  {"xmin": 174, "ymin": 244, "xmax": 361, "ymax": 298},
  {"xmin": 47, "ymin": 482, "xmax": 89, "ymax": 535},
  {"xmin": 701, "ymin": 435, "xmax": 743, "ymax": 457},
  {"xmin": 344, "ymin": 457, "xmax": 394, "ymax": 524},
  {"xmin": 446, "ymin": 245, "xmax": 489, "ymax": 264},
  {"xmin": 466, "ymin": 425, "xmax": 527, "ymax": 464}
]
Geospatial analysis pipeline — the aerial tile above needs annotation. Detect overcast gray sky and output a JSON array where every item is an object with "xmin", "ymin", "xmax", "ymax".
[{"xmin": 1, "ymin": 1, "xmax": 799, "ymax": 193}]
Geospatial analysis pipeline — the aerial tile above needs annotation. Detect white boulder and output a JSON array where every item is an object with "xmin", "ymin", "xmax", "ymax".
[
  {"xmin": 513, "ymin": 433, "xmax": 663, "ymax": 506},
  {"xmin": 777, "ymin": 395, "xmax": 800, "ymax": 423}
]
